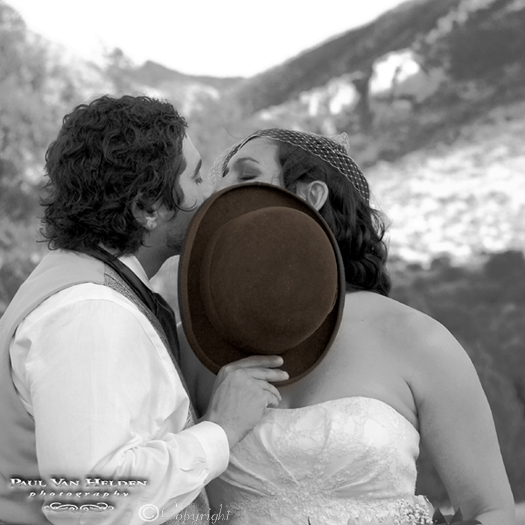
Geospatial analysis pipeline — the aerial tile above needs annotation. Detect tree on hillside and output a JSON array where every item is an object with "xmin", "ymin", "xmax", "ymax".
[
  {"xmin": 102, "ymin": 46, "xmax": 137, "ymax": 94},
  {"xmin": 350, "ymin": 67, "xmax": 374, "ymax": 132}
]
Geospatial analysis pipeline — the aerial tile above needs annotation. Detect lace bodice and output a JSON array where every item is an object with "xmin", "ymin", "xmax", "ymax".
[{"xmin": 207, "ymin": 396, "xmax": 433, "ymax": 525}]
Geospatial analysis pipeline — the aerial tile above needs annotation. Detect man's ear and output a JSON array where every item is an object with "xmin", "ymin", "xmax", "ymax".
[
  {"xmin": 296, "ymin": 180, "xmax": 329, "ymax": 211},
  {"xmin": 131, "ymin": 200, "xmax": 159, "ymax": 231}
]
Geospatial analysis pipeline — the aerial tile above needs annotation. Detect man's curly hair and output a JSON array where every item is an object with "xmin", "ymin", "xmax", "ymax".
[{"xmin": 40, "ymin": 95, "xmax": 188, "ymax": 255}]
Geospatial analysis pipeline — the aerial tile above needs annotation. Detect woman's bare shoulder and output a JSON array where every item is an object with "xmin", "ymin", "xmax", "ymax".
[
  {"xmin": 342, "ymin": 291, "xmax": 467, "ymax": 369},
  {"xmin": 343, "ymin": 291, "xmax": 443, "ymax": 337}
]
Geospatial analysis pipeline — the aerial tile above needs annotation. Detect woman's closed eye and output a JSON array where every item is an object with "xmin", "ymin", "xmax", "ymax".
[
  {"xmin": 239, "ymin": 169, "xmax": 261, "ymax": 181},
  {"xmin": 218, "ymin": 151, "xmax": 281, "ymax": 190}
]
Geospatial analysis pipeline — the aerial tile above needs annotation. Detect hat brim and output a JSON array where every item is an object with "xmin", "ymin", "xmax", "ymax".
[{"xmin": 178, "ymin": 182, "xmax": 345, "ymax": 386}]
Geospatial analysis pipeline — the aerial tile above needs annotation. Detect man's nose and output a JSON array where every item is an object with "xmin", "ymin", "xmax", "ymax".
[{"xmin": 200, "ymin": 175, "xmax": 215, "ymax": 200}]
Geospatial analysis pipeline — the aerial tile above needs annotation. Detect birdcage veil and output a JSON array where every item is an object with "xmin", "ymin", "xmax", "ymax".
[{"xmin": 208, "ymin": 129, "xmax": 370, "ymax": 203}]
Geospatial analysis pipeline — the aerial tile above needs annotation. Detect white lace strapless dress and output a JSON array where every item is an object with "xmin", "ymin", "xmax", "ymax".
[{"xmin": 207, "ymin": 397, "xmax": 433, "ymax": 525}]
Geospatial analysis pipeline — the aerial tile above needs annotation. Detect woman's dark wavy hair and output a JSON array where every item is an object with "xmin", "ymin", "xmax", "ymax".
[
  {"xmin": 40, "ymin": 95, "xmax": 188, "ymax": 255},
  {"xmin": 275, "ymin": 141, "xmax": 391, "ymax": 296}
]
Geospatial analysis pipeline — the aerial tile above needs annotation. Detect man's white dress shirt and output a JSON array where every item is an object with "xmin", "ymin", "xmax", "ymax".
[{"xmin": 9, "ymin": 255, "xmax": 229, "ymax": 524}]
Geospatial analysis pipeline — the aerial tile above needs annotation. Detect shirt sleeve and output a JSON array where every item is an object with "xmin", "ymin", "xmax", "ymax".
[{"xmin": 15, "ymin": 285, "xmax": 229, "ymax": 524}]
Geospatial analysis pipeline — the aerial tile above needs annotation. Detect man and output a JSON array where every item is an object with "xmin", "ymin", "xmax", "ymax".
[{"xmin": 0, "ymin": 95, "xmax": 288, "ymax": 524}]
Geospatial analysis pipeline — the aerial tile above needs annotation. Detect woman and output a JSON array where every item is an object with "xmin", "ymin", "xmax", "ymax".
[{"xmin": 178, "ymin": 129, "xmax": 515, "ymax": 525}]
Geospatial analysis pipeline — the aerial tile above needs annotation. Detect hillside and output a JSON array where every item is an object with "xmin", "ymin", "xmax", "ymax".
[
  {"xmin": 232, "ymin": 0, "xmax": 458, "ymax": 114},
  {"xmin": 1, "ymin": 0, "xmax": 524, "ymax": 273},
  {"xmin": 232, "ymin": 0, "xmax": 525, "ymax": 116},
  {"xmin": 130, "ymin": 60, "xmax": 243, "ymax": 91},
  {"xmin": 370, "ymin": 99, "xmax": 525, "ymax": 265}
]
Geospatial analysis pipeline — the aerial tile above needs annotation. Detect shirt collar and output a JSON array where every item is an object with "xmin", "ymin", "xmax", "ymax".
[{"xmin": 118, "ymin": 255, "xmax": 152, "ymax": 290}]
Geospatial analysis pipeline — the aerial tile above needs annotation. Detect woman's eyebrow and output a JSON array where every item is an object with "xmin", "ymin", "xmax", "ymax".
[{"xmin": 232, "ymin": 157, "xmax": 260, "ymax": 168}]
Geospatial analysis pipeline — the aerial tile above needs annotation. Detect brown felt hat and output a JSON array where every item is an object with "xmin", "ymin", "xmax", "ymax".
[{"xmin": 178, "ymin": 183, "xmax": 345, "ymax": 386}]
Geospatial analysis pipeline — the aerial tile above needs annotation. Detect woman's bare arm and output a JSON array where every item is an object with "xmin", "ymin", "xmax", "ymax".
[{"xmin": 409, "ymin": 316, "xmax": 515, "ymax": 525}]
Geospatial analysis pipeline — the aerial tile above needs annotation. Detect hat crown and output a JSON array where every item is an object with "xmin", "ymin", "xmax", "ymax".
[{"xmin": 200, "ymin": 207, "xmax": 338, "ymax": 354}]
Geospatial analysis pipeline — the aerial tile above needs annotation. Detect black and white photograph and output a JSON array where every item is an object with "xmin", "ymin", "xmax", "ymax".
[{"xmin": 0, "ymin": 1, "xmax": 524, "ymax": 523}]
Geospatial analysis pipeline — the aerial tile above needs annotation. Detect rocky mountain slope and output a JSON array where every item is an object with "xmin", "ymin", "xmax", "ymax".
[
  {"xmin": 370, "ymin": 99, "xmax": 525, "ymax": 265},
  {"xmin": 1, "ymin": 0, "xmax": 524, "ymax": 271},
  {"xmin": 232, "ymin": 0, "xmax": 458, "ymax": 115}
]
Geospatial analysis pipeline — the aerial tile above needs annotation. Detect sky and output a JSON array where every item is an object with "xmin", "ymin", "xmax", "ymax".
[{"xmin": 6, "ymin": 0, "xmax": 409, "ymax": 77}]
